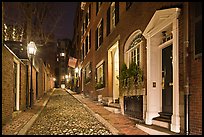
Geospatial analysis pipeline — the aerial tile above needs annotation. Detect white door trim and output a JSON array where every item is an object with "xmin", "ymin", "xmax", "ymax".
[
  {"xmin": 14, "ymin": 57, "xmax": 20, "ymax": 111},
  {"xmin": 143, "ymin": 8, "xmax": 181, "ymax": 133}
]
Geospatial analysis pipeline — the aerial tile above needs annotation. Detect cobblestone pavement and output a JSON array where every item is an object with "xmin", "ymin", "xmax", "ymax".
[{"xmin": 26, "ymin": 89, "xmax": 112, "ymax": 135}]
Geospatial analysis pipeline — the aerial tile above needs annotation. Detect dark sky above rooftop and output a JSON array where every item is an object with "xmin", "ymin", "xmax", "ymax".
[{"xmin": 3, "ymin": 2, "xmax": 79, "ymax": 40}]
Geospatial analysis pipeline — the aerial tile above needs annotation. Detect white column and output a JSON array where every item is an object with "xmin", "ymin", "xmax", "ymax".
[
  {"xmin": 145, "ymin": 36, "xmax": 160, "ymax": 125},
  {"xmin": 171, "ymin": 18, "xmax": 180, "ymax": 133}
]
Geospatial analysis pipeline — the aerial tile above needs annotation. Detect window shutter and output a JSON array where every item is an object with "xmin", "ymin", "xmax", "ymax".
[
  {"xmin": 115, "ymin": 2, "xmax": 119, "ymax": 25},
  {"xmin": 89, "ymin": 31, "xmax": 91, "ymax": 50},
  {"xmin": 96, "ymin": 2, "xmax": 99, "ymax": 15},
  {"xmin": 95, "ymin": 28, "xmax": 98, "ymax": 50},
  {"xmin": 107, "ymin": 7, "xmax": 110, "ymax": 36}
]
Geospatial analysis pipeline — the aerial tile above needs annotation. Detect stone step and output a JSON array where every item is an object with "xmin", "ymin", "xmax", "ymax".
[
  {"xmin": 152, "ymin": 118, "xmax": 170, "ymax": 129},
  {"xmin": 104, "ymin": 106, "xmax": 121, "ymax": 114},
  {"xmin": 136, "ymin": 122, "xmax": 178, "ymax": 135}
]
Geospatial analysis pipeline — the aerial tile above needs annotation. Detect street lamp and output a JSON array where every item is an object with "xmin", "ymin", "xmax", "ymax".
[{"xmin": 27, "ymin": 41, "xmax": 37, "ymax": 108}]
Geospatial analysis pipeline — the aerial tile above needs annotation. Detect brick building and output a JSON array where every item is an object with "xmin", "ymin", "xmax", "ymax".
[
  {"xmin": 73, "ymin": 2, "xmax": 202, "ymax": 135},
  {"xmin": 2, "ymin": 44, "xmax": 55, "ymax": 126}
]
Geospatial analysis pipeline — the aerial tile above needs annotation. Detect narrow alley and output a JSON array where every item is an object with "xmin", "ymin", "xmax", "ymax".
[{"xmin": 26, "ymin": 88, "xmax": 112, "ymax": 135}]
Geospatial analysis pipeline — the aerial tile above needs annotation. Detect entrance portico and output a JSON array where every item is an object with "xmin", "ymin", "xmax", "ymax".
[{"xmin": 143, "ymin": 8, "xmax": 181, "ymax": 133}]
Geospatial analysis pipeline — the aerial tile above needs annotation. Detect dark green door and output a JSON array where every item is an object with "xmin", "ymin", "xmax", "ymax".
[{"xmin": 162, "ymin": 45, "xmax": 173, "ymax": 114}]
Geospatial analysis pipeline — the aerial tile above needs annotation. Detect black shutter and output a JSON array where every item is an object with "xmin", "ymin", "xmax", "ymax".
[
  {"xmin": 115, "ymin": 2, "xmax": 119, "ymax": 25},
  {"xmin": 89, "ymin": 31, "xmax": 91, "ymax": 50},
  {"xmin": 96, "ymin": 2, "xmax": 98, "ymax": 15},
  {"xmin": 95, "ymin": 28, "xmax": 98, "ymax": 50},
  {"xmin": 107, "ymin": 7, "xmax": 110, "ymax": 36},
  {"xmin": 89, "ymin": 4, "xmax": 91, "ymax": 20}
]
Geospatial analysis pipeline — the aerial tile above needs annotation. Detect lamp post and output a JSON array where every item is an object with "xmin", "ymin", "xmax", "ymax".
[{"xmin": 27, "ymin": 41, "xmax": 37, "ymax": 108}]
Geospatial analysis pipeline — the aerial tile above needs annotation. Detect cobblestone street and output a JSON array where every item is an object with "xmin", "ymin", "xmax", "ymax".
[{"xmin": 26, "ymin": 88, "xmax": 112, "ymax": 135}]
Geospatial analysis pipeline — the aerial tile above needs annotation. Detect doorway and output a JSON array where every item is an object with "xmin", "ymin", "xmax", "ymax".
[
  {"xmin": 108, "ymin": 41, "xmax": 119, "ymax": 103},
  {"xmin": 13, "ymin": 59, "xmax": 20, "ymax": 111},
  {"xmin": 162, "ymin": 45, "xmax": 173, "ymax": 114}
]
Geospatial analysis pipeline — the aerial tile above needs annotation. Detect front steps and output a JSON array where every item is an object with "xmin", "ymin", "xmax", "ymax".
[
  {"xmin": 152, "ymin": 112, "xmax": 172, "ymax": 129},
  {"xmin": 136, "ymin": 112, "xmax": 178, "ymax": 135}
]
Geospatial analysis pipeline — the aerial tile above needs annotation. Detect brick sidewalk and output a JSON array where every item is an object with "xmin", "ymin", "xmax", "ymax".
[
  {"xmin": 2, "ymin": 90, "xmax": 53, "ymax": 135},
  {"xmin": 68, "ymin": 90, "xmax": 148, "ymax": 135}
]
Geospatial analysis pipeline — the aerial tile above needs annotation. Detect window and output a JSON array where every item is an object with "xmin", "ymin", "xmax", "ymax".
[
  {"xmin": 89, "ymin": 31, "xmax": 91, "ymax": 51},
  {"xmin": 96, "ymin": 2, "xmax": 102, "ymax": 15},
  {"xmin": 83, "ymin": 32, "xmax": 91, "ymax": 58},
  {"xmin": 81, "ymin": 44, "xmax": 84, "ymax": 61},
  {"xmin": 115, "ymin": 2, "xmax": 119, "ymax": 25},
  {"xmin": 95, "ymin": 62, "xmax": 105, "ymax": 89},
  {"xmin": 85, "ymin": 36, "xmax": 89, "ymax": 55},
  {"xmin": 129, "ymin": 46, "xmax": 140, "ymax": 66},
  {"xmin": 126, "ymin": 2, "xmax": 133, "ymax": 10},
  {"xmin": 107, "ymin": 7, "xmax": 110, "ymax": 36},
  {"xmin": 111, "ymin": 2, "xmax": 116, "ymax": 31},
  {"xmin": 125, "ymin": 31, "xmax": 142, "ymax": 67},
  {"xmin": 84, "ymin": 62, "xmax": 92, "ymax": 84},
  {"xmin": 86, "ymin": 5, "xmax": 91, "ymax": 28},
  {"xmin": 95, "ymin": 19, "xmax": 103, "ymax": 50}
]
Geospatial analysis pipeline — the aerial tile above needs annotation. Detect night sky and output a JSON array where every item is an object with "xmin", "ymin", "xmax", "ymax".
[
  {"xmin": 3, "ymin": 2, "xmax": 79, "ymax": 40},
  {"xmin": 52, "ymin": 2, "xmax": 79, "ymax": 39}
]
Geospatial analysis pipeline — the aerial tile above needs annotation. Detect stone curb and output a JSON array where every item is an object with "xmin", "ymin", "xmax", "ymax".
[
  {"xmin": 65, "ymin": 89, "xmax": 120, "ymax": 135},
  {"xmin": 17, "ymin": 89, "xmax": 55, "ymax": 135}
]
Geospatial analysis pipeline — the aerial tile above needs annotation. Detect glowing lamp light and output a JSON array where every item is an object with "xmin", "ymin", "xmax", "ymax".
[{"xmin": 27, "ymin": 41, "xmax": 37, "ymax": 56}]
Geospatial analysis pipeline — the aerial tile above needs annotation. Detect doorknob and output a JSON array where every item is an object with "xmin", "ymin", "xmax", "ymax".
[{"xmin": 169, "ymin": 82, "xmax": 173, "ymax": 86}]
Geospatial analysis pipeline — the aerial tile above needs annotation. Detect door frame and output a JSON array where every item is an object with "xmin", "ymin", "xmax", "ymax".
[
  {"xmin": 108, "ymin": 41, "xmax": 120, "ymax": 102},
  {"xmin": 13, "ymin": 58, "xmax": 20, "ymax": 111}
]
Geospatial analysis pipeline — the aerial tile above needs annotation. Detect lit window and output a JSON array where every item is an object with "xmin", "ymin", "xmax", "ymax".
[
  {"xmin": 96, "ymin": 19, "xmax": 103, "ymax": 50},
  {"xmin": 84, "ymin": 62, "xmax": 92, "ymax": 84},
  {"xmin": 125, "ymin": 30, "xmax": 142, "ymax": 67},
  {"xmin": 95, "ymin": 62, "xmax": 105, "ymax": 89}
]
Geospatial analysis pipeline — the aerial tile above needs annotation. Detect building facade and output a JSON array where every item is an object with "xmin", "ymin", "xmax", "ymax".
[
  {"xmin": 2, "ymin": 44, "xmax": 55, "ymax": 126},
  {"xmin": 74, "ymin": 2, "xmax": 202, "ymax": 135}
]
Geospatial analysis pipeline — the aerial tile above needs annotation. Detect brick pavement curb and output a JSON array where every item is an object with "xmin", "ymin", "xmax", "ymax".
[
  {"xmin": 65, "ymin": 89, "xmax": 120, "ymax": 135},
  {"xmin": 17, "ymin": 89, "xmax": 55, "ymax": 135}
]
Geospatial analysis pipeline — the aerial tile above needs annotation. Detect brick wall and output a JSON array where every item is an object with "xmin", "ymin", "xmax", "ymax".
[{"xmin": 2, "ymin": 46, "xmax": 14, "ymax": 126}]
